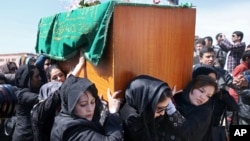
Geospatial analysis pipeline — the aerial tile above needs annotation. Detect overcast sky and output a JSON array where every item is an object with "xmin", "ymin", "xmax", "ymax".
[{"xmin": 1, "ymin": 0, "xmax": 249, "ymax": 54}]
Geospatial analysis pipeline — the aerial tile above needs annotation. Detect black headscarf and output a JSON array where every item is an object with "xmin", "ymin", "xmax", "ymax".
[
  {"xmin": 125, "ymin": 75, "xmax": 171, "ymax": 115},
  {"xmin": 192, "ymin": 65, "xmax": 217, "ymax": 79},
  {"xmin": 124, "ymin": 75, "xmax": 171, "ymax": 140},
  {"xmin": 15, "ymin": 65, "xmax": 37, "ymax": 88},
  {"xmin": 59, "ymin": 75, "xmax": 102, "ymax": 122}
]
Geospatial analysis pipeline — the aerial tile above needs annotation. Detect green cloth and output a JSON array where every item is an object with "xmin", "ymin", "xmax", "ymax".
[
  {"xmin": 35, "ymin": 1, "xmax": 115, "ymax": 66},
  {"xmin": 35, "ymin": 1, "xmax": 193, "ymax": 66}
]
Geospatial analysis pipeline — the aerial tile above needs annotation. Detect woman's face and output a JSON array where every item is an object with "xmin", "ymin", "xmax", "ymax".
[
  {"xmin": 74, "ymin": 90, "xmax": 96, "ymax": 121},
  {"xmin": 154, "ymin": 97, "xmax": 171, "ymax": 118},
  {"xmin": 30, "ymin": 68, "xmax": 42, "ymax": 89},
  {"xmin": 43, "ymin": 59, "xmax": 51, "ymax": 71},
  {"xmin": 50, "ymin": 68, "xmax": 66, "ymax": 82},
  {"xmin": 189, "ymin": 85, "xmax": 215, "ymax": 106}
]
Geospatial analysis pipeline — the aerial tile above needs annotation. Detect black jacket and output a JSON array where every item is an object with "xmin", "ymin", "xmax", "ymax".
[{"xmin": 12, "ymin": 65, "xmax": 41, "ymax": 141}]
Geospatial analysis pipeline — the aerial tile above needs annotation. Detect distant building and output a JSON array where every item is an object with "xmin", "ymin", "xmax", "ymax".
[{"xmin": 0, "ymin": 53, "xmax": 37, "ymax": 67}]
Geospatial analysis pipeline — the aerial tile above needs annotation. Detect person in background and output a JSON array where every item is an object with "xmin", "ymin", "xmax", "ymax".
[
  {"xmin": 246, "ymin": 44, "xmax": 250, "ymax": 51},
  {"xmin": 236, "ymin": 69, "xmax": 250, "ymax": 125},
  {"xmin": 50, "ymin": 75, "xmax": 123, "ymax": 141},
  {"xmin": 194, "ymin": 47, "xmax": 237, "ymax": 90},
  {"xmin": 12, "ymin": 64, "xmax": 42, "ymax": 141},
  {"xmin": 57, "ymin": 48, "xmax": 85, "ymax": 78},
  {"xmin": 219, "ymin": 31, "xmax": 246, "ymax": 74},
  {"xmin": 46, "ymin": 48, "xmax": 85, "ymax": 82},
  {"xmin": 193, "ymin": 38, "xmax": 205, "ymax": 66},
  {"xmin": 18, "ymin": 56, "xmax": 37, "ymax": 67},
  {"xmin": 229, "ymin": 50, "xmax": 250, "ymax": 103},
  {"xmin": 120, "ymin": 75, "xmax": 184, "ymax": 141},
  {"xmin": 0, "ymin": 61, "xmax": 18, "ymax": 85},
  {"xmin": 46, "ymin": 64, "xmax": 66, "ymax": 82},
  {"xmin": 35, "ymin": 54, "xmax": 52, "ymax": 85},
  {"xmin": 214, "ymin": 33, "xmax": 227, "ymax": 69}
]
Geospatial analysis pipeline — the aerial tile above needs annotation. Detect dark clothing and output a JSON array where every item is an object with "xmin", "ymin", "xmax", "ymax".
[
  {"xmin": 121, "ymin": 103, "xmax": 184, "ymax": 141},
  {"xmin": 212, "ymin": 45, "xmax": 227, "ymax": 69},
  {"xmin": 50, "ymin": 75, "xmax": 123, "ymax": 141},
  {"xmin": 193, "ymin": 64, "xmax": 234, "ymax": 90},
  {"xmin": 38, "ymin": 81, "xmax": 62, "ymax": 101},
  {"xmin": 120, "ymin": 75, "xmax": 185, "ymax": 141},
  {"xmin": 12, "ymin": 88, "xmax": 39, "ymax": 141},
  {"xmin": 0, "ymin": 119, "xmax": 12, "ymax": 141},
  {"xmin": 31, "ymin": 87, "xmax": 61, "ymax": 141},
  {"xmin": 12, "ymin": 65, "xmax": 41, "ymax": 141},
  {"xmin": 193, "ymin": 64, "xmax": 238, "ymax": 126},
  {"xmin": 173, "ymin": 84, "xmax": 214, "ymax": 141},
  {"xmin": 210, "ymin": 89, "xmax": 238, "ymax": 126},
  {"xmin": 35, "ymin": 54, "xmax": 49, "ymax": 85},
  {"xmin": 237, "ymin": 88, "xmax": 250, "ymax": 125},
  {"xmin": 52, "ymin": 112, "xmax": 122, "ymax": 141}
]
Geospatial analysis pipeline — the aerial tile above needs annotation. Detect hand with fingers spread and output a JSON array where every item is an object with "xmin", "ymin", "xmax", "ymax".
[{"xmin": 107, "ymin": 88, "xmax": 123, "ymax": 113}]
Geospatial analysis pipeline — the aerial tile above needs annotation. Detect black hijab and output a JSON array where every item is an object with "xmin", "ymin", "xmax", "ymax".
[
  {"xmin": 125, "ymin": 75, "xmax": 171, "ymax": 115},
  {"xmin": 124, "ymin": 75, "xmax": 171, "ymax": 140},
  {"xmin": 15, "ymin": 64, "xmax": 41, "ymax": 93}
]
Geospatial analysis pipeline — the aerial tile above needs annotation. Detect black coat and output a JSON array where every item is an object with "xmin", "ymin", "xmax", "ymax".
[
  {"xmin": 237, "ymin": 88, "xmax": 250, "ymax": 124},
  {"xmin": 12, "ymin": 88, "xmax": 39, "ymax": 141},
  {"xmin": 12, "ymin": 65, "xmax": 41, "ymax": 141},
  {"xmin": 51, "ymin": 113, "xmax": 122, "ymax": 141}
]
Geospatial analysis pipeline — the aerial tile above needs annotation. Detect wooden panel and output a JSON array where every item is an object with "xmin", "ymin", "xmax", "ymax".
[{"xmin": 112, "ymin": 5, "xmax": 196, "ymax": 94}]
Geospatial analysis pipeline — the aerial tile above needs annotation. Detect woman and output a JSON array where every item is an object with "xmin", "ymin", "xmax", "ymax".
[
  {"xmin": 173, "ymin": 74, "xmax": 218, "ymax": 141},
  {"xmin": 50, "ymin": 75, "xmax": 123, "ymax": 141},
  {"xmin": 46, "ymin": 50, "xmax": 84, "ymax": 82},
  {"xmin": 35, "ymin": 54, "xmax": 52, "ymax": 85},
  {"xmin": 120, "ymin": 75, "xmax": 185, "ymax": 141},
  {"xmin": 12, "ymin": 64, "xmax": 42, "ymax": 141}
]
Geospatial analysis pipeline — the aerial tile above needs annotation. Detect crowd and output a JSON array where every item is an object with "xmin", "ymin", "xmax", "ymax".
[{"xmin": 0, "ymin": 30, "xmax": 250, "ymax": 141}]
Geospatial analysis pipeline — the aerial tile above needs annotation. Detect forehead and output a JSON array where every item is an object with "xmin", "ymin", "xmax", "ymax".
[
  {"xmin": 51, "ymin": 68, "xmax": 63, "ymax": 74},
  {"xmin": 202, "ymin": 52, "xmax": 215, "ymax": 57},
  {"xmin": 79, "ymin": 91, "xmax": 95, "ymax": 101}
]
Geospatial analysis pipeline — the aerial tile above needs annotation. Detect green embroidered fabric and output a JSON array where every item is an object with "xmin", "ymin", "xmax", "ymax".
[
  {"xmin": 35, "ymin": 1, "xmax": 115, "ymax": 66},
  {"xmin": 35, "ymin": 1, "xmax": 193, "ymax": 66}
]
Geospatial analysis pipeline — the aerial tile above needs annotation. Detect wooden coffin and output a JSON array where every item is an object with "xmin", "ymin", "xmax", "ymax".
[{"xmin": 61, "ymin": 4, "xmax": 196, "ymax": 99}]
